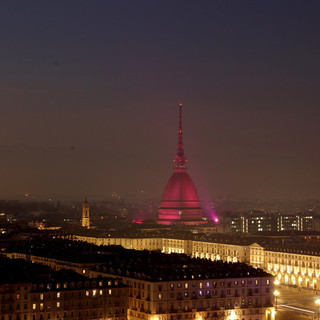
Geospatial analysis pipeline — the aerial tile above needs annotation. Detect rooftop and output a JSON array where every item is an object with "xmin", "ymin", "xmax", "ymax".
[
  {"xmin": 0, "ymin": 256, "xmax": 126, "ymax": 289},
  {"xmin": 93, "ymin": 250, "xmax": 271, "ymax": 282},
  {"xmin": 5, "ymin": 239, "xmax": 271, "ymax": 281}
]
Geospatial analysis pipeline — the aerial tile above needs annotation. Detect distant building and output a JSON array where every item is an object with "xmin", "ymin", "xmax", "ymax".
[
  {"xmin": 158, "ymin": 105, "xmax": 205, "ymax": 225},
  {"xmin": 246, "ymin": 212, "xmax": 276, "ymax": 233},
  {"xmin": 82, "ymin": 198, "xmax": 90, "ymax": 228},
  {"xmin": 228, "ymin": 211, "xmax": 314, "ymax": 233},
  {"xmin": 229, "ymin": 211, "xmax": 276, "ymax": 233},
  {"xmin": 277, "ymin": 213, "xmax": 314, "ymax": 232},
  {"xmin": 300, "ymin": 214, "xmax": 314, "ymax": 231}
]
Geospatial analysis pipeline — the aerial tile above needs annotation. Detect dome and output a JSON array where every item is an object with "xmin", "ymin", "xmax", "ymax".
[
  {"xmin": 161, "ymin": 169, "xmax": 200, "ymax": 204},
  {"xmin": 158, "ymin": 168, "xmax": 202, "ymax": 224}
]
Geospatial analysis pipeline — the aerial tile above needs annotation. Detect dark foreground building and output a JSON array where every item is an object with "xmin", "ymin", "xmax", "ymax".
[
  {"xmin": 4, "ymin": 239, "xmax": 276, "ymax": 320},
  {"xmin": 0, "ymin": 257, "xmax": 128, "ymax": 320},
  {"xmin": 89, "ymin": 250, "xmax": 275, "ymax": 320}
]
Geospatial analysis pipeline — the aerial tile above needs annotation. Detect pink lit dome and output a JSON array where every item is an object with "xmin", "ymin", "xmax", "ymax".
[
  {"xmin": 158, "ymin": 104, "xmax": 203, "ymax": 225},
  {"xmin": 161, "ymin": 169, "xmax": 200, "ymax": 205},
  {"xmin": 158, "ymin": 168, "xmax": 202, "ymax": 223}
]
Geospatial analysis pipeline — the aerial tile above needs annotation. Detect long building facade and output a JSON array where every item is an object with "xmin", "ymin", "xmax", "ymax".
[{"xmin": 72, "ymin": 233, "xmax": 320, "ymax": 290}]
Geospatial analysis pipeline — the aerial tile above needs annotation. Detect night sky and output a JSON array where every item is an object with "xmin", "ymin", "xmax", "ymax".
[{"xmin": 1, "ymin": 1, "xmax": 320, "ymax": 201}]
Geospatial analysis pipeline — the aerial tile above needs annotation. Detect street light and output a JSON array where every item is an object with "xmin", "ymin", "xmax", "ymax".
[
  {"xmin": 274, "ymin": 290, "xmax": 280, "ymax": 318},
  {"xmin": 274, "ymin": 279, "xmax": 280, "ymax": 286},
  {"xmin": 315, "ymin": 298, "xmax": 320, "ymax": 320}
]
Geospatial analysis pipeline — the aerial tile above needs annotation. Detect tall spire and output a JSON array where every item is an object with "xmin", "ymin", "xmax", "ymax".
[{"xmin": 174, "ymin": 103, "xmax": 187, "ymax": 169}]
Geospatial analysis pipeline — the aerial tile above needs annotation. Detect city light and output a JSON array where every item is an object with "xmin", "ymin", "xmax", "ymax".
[
  {"xmin": 316, "ymin": 299, "xmax": 320, "ymax": 320},
  {"xmin": 228, "ymin": 310, "xmax": 236, "ymax": 320}
]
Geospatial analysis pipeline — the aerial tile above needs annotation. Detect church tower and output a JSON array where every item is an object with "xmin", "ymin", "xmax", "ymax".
[
  {"xmin": 82, "ymin": 198, "xmax": 90, "ymax": 228},
  {"xmin": 158, "ymin": 104, "xmax": 204, "ymax": 225}
]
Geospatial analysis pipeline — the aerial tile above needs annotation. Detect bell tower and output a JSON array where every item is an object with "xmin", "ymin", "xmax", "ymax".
[{"xmin": 82, "ymin": 198, "xmax": 90, "ymax": 228}]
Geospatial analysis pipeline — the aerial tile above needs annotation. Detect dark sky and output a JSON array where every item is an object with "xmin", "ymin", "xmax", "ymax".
[{"xmin": 1, "ymin": 1, "xmax": 320, "ymax": 201}]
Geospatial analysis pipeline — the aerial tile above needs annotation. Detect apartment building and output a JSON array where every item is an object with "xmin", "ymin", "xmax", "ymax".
[
  {"xmin": 89, "ymin": 250, "xmax": 275, "ymax": 320},
  {"xmin": 0, "ymin": 257, "xmax": 128, "ymax": 320}
]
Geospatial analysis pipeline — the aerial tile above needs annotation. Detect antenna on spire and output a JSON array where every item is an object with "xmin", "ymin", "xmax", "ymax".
[
  {"xmin": 179, "ymin": 103, "xmax": 183, "ymax": 143},
  {"xmin": 174, "ymin": 103, "xmax": 187, "ymax": 169}
]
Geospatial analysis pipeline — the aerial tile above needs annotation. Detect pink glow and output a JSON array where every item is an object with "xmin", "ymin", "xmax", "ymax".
[
  {"xmin": 132, "ymin": 219, "xmax": 145, "ymax": 224},
  {"xmin": 214, "ymin": 218, "xmax": 219, "ymax": 223}
]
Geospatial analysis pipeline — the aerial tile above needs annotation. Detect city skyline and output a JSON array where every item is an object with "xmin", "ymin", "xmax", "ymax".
[{"xmin": 1, "ymin": 1, "xmax": 320, "ymax": 201}]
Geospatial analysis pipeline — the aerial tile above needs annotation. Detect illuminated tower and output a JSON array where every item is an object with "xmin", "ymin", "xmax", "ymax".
[
  {"xmin": 82, "ymin": 198, "xmax": 90, "ymax": 228},
  {"xmin": 158, "ymin": 104, "xmax": 203, "ymax": 225}
]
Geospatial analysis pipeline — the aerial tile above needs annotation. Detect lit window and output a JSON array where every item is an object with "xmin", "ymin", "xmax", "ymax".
[
  {"xmin": 184, "ymin": 283, "xmax": 188, "ymax": 289},
  {"xmin": 40, "ymin": 293, "xmax": 44, "ymax": 300},
  {"xmin": 93, "ymin": 290, "xmax": 96, "ymax": 296},
  {"xmin": 57, "ymin": 302, "xmax": 60, "ymax": 308},
  {"xmin": 33, "ymin": 303, "xmax": 36, "ymax": 310},
  {"xmin": 99, "ymin": 290, "xmax": 103, "ymax": 295},
  {"xmin": 40, "ymin": 303, "xmax": 44, "ymax": 311},
  {"xmin": 86, "ymin": 291, "xmax": 89, "ymax": 296},
  {"xmin": 159, "ymin": 293, "xmax": 163, "ymax": 299},
  {"xmin": 108, "ymin": 290, "xmax": 112, "ymax": 295},
  {"xmin": 16, "ymin": 294, "xmax": 20, "ymax": 300},
  {"xmin": 200, "ymin": 283, "xmax": 203, "ymax": 289},
  {"xmin": 57, "ymin": 292, "xmax": 60, "ymax": 298}
]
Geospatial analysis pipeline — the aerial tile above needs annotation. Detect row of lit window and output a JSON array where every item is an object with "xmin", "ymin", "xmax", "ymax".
[
  {"xmin": 56, "ymin": 289, "xmax": 112, "ymax": 298},
  {"xmin": 166, "ymin": 279, "xmax": 263, "ymax": 290},
  {"xmin": 158, "ymin": 287, "xmax": 263, "ymax": 300},
  {"xmin": 33, "ymin": 279, "xmax": 116, "ymax": 291},
  {"xmin": 33, "ymin": 293, "xmax": 112, "ymax": 310}
]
